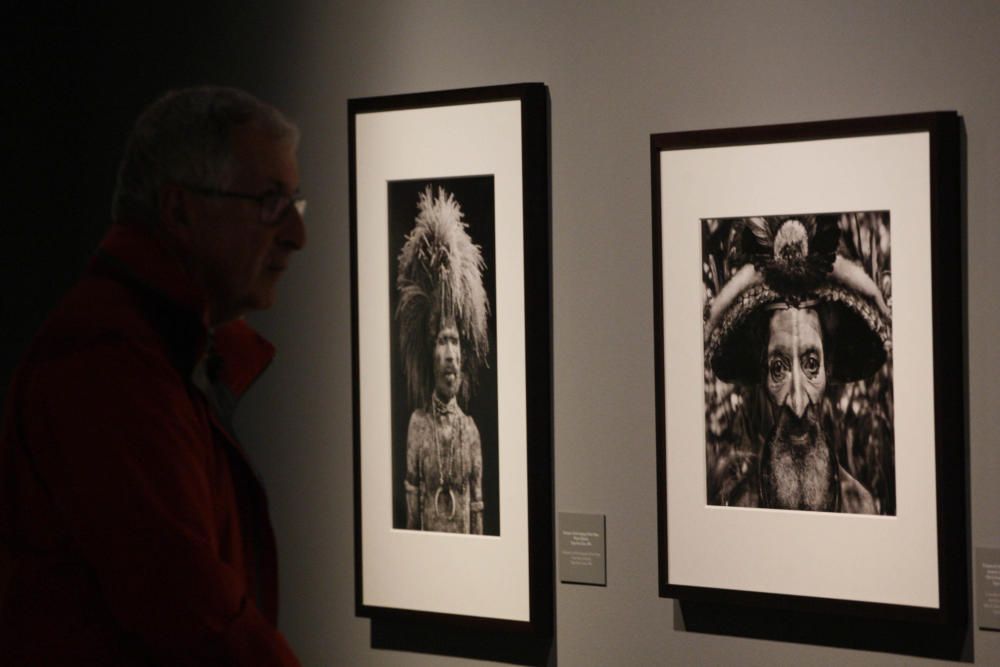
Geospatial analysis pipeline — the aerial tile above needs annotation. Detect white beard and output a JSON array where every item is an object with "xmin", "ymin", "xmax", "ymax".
[{"xmin": 759, "ymin": 406, "xmax": 838, "ymax": 511}]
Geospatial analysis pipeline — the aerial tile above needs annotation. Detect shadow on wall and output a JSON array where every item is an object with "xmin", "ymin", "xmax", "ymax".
[
  {"xmin": 371, "ymin": 617, "xmax": 555, "ymax": 666},
  {"xmin": 677, "ymin": 600, "xmax": 972, "ymax": 662}
]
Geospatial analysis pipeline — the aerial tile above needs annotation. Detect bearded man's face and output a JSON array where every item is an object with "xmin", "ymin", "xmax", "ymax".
[
  {"xmin": 760, "ymin": 307, "xmax": 837, "ymax": 510},
  {"xmin": 432, "ymin": 320, "xmax": 462, "ymax": 401},
  {"xmin": 765, "ymin": 307, "xmax": 827, "ymax": 427}
]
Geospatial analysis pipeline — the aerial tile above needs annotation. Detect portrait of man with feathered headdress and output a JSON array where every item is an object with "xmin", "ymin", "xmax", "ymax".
[
  {"xmin": 389, "ymin": 180, "xmax": 498, "ymax": 534},
  {"xmin": 703, "ymin": 211, "xmax": 895, "ymax": 514}
]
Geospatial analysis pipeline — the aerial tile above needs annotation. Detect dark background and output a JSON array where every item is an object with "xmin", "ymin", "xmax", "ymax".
[
  {"xmin": 387, "ymin": 176, "xmax": 500, "ymax": 535},
  {"xmin": 2, "ymin": 2, "xmax": 299, "ymax": 404}
]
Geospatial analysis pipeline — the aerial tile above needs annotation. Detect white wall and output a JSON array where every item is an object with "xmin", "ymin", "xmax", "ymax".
[{"xmin": 236, "ymin": 2, "xmax": 1000, "ymax": 664}]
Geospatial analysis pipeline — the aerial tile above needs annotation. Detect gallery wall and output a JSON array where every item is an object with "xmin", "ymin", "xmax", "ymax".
[{"xmin": 7, "ymin": 2, "xmax": 1000, "ymax": 665}]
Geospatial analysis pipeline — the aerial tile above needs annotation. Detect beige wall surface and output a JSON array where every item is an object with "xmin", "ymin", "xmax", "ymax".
[{"xmin": 225, "ymin": 2, "xmax": 1000, "ymax": 665}]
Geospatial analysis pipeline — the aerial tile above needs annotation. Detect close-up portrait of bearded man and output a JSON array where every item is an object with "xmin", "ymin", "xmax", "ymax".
[{"xmin": 702, "ymin": 213, "xmax": 894, "ymax": 514}]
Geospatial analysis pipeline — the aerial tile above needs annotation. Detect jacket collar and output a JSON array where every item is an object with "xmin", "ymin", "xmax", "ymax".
[{"xmin": 91, "ymin": 222, "xmax": 275, "ymax": 398}]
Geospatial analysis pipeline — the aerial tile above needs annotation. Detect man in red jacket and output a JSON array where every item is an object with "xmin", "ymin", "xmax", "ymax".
[{"xmin": 0, "ymin": 86, "xmax": 305, "ymax": 664}]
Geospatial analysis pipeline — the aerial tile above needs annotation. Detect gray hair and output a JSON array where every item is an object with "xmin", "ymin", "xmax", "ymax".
[{"xmin": 111, "ymin": 86, "xmax": 299, "ymax": 223}]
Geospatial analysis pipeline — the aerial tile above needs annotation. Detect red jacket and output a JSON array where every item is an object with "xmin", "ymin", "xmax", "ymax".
[{"xmin": 0, "ymin": 223, "xmax": 300, "ymax": 665}]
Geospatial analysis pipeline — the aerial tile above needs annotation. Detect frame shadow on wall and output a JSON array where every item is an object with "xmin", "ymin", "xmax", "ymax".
[
  {"xmin": 371, "ymin": 617, "xmax": 555, "ymax": 666},
  {"xmin": 672, "ymin": 124, "xmax": 972, "ymax": 663},
  {"xmin": 676, "ymin": 596, "xmax": 971, "ymax": 661}
]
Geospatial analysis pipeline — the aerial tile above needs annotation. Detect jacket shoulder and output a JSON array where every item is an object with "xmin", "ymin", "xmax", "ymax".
[{"xmin": 24, "ymin": 273, "xmax": 165, "ymax": 364}]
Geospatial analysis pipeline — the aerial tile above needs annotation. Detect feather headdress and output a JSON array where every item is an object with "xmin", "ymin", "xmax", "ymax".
[{"xmin": 396, "ymin": 186, "xmax": 490, "ymax": 410}]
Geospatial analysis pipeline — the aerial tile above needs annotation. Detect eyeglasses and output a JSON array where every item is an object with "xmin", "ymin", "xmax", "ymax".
[{"xmin": 186, "ymin": 186, "xmax": 307, "ymax": 226}]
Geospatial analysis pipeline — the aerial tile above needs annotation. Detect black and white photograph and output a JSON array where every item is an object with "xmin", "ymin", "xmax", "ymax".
[
  {"xmin": 388, "ymin": 176, "xmax": 500, "ymax": 536},
  {"xmin": 653, "ymin": 112, "xmax": 965, "ymax": 620},
  {"xmin": 350, "ymin": 83, "xmax": 551, "ymax": 628},
  {"xmin": 702, "ymin": 212, "xmax": 895, "ymax": 515}
]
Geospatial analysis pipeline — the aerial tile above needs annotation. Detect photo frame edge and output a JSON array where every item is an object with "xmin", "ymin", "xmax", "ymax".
[
  {"xmin": 349, "ymin": 82, "xmax": 553, "ymax": 635},
  {"xmin": 651, "ymin": 111, "xmax": 968, "ymax": 628}
]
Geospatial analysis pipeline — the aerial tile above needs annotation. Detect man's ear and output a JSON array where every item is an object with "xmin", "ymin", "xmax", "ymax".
[{"xmin": 159, "ymin": 183, "xmax": 194, "ymax": 246}]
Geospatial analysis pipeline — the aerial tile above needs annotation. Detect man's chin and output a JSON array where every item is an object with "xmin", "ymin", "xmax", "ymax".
[
  {"xmin": 435, "ymin": 381, "xmax": 461, "ymax": 401},
  {"xmin": 247, "ymin": 286, "xmax": 277, "ymax": 311}
]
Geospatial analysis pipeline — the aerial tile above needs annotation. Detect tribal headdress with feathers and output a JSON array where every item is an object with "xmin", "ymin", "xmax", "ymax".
[
  {"xmin": 396, "ymin": 186, "xmax": 490, "ymax": 410},
  {"xmin": 705, "ymin": 215, "xmax": 892, "ymax": 385}
]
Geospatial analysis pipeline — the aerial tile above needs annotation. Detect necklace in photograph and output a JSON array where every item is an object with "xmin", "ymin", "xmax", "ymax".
[{"xmin": 431, "ymin": 407, "xmax": 457, "ymax": 519}]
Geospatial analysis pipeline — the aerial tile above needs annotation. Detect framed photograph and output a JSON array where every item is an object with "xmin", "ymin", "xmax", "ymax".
[
  {"xmin": 350, "ymin": 83, "xmax": 552, "ymax": 631},
  {"xmin": 652, "ymin": 112, "xmax": 966, "ymax": 622}
]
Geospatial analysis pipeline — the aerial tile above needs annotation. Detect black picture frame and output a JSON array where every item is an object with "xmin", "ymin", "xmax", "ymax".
[
  {"xmin": 652, "ymin": 112, "xmax": 967, "ymax": 627},
  {"xmin": 349, "ymin": 83, "xmax": 552, "ymax": 634}
]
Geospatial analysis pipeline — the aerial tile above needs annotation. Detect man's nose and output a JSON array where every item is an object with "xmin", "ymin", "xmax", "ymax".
[
  {"xmin": 786, "ymin": 365, "xmax": 809, "ymax": 419},
  {"xmin": 278, "ymin": 204, "xmax": 307, "ymax": 251}
]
